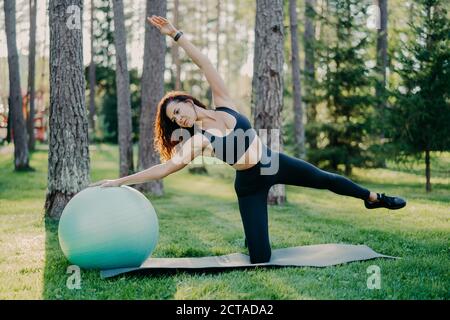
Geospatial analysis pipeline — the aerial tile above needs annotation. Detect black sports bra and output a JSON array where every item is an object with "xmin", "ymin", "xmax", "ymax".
[{"xmin": 196, "ymin": 106, "xmax": 257, "ymax": 166}]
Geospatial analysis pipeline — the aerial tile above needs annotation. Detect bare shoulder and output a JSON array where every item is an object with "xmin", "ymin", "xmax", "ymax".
[{"xmin": 212, "ymin": 94, "xmax": 240, "ymax": 113}]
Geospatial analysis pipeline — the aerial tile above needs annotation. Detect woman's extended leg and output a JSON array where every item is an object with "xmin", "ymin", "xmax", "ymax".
[
  {"xmin": 271, "ymin": 152, "xmax": 371, "ymax": 200},
  {"xmin": 236, "ymin": 188, "xmax": 272, "ymax": 264}
]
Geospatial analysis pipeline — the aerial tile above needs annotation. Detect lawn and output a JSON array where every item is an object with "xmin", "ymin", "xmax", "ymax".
[{"xmin": 0, "ymin": 143, "xmax": 448, "ymax": 299}]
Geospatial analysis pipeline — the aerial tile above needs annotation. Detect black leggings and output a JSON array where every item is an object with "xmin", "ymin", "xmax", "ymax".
[{"xmin": 233, "ymin": 144, "xmax": 371, "ymax": 264}]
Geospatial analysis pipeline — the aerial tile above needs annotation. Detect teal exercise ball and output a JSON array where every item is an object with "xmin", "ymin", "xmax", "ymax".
[{"xmin": 58, "ymin": 186, "xmax": 159, "ymax": 269}]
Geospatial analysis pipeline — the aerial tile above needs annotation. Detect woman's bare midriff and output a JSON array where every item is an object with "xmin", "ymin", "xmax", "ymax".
[
  {"xmin": 200, "ymin": 108, "xmax": 264, "ymax": 170},
  {"xmin": 202, "ymin": 134, "xmax": 263, "ymax": 171},
  {"xmin": 232, "ymin": 135, "xmax": 263, "ymax": 171}
]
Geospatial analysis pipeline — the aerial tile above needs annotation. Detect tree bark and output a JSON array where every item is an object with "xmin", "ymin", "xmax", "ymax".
[
  {"xmin": 345, "ymin": 162, "xmax": 352, "ymax": 176},
  {"xmin": 27, "ymin": 0, "xmax": 37, "ymax": 151},
  {"xmin": 225, "ymin": 0, "xmax": 233, "ymax": 87},
  {"xmin": 216, "ymin": 0, "xmax": 221, "ymax": 71},
  {"xmin": 6, "ymin": 97, "xmax": 12, "ymax": 143},
  {"xmin": 252, "ymin": 0, "xmax": 285, "ymax": 205},
  {"xmin": 171, "ymin": 0, "xmax": 181, "ymax": 90},
  {"xmin": 304, "ymin": 0, "xmax": 317, "ymax": 150},
  {"xmin": 376, "ymin": 0, "xmax": 388, "ymax": 111},
  {"xmin": 376, "ymin": 0, "xmax": 388, "ymax": 167},
  {"xmin": 112, "ymin": 0, "xmax": 134, "ymax": 177},
  {"xmin": 289, "ymin": 0, "xmax": 305, "ymax": 159},
  {"xmin": 88, "ymin": 0, "xmax": 96, "ymax": 140},
  {"xmin": 45, "ymin": 0, "xmax": 90, "ymax": 219},
  {"xmin": 376, "ymin": 0, "xmax": 388, "ymax": 133},
  {"xmin": 187, "ymin": 0, "xmax": 209, "ymax": 175},
  {"xmin": 4, "ymin": 0, "xmax": 30, "ymax": 170},
  {"xmin": 203, "ymin": 0, "xmax": 212, "ymax": 104},
  {"xmin": 138, "ymin": 0, "xmax": 167, "ymax": 195},
  {"xmin": 425, "ymin": 148, "xmax": 431, "ymax": 192}
]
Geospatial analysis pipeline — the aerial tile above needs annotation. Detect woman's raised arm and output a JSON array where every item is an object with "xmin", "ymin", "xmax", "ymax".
[{"xmin": 147, "ymin": 16, "xmax": 233, "ymax": 106}]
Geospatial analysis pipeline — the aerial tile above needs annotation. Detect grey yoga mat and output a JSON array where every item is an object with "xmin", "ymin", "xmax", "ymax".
[{"xmin": 100, "ymin": 243, "xmax": 398, "ymax": 278}]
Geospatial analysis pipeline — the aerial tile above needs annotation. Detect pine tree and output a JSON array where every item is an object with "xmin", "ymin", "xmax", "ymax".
[
  {"xmin": 303, "ymin": 0, "xmax": 318, "ymax": 156},
  {"xmin": 4, "ymin": 0, "xmax": 31, "ymax": 170},
  {"xmin": 253, "ymin": 0, "xmax": 285, "ymax": 204},
  {"xmin": 289, "ymin": 0, "xmax": 305, "ymax": 159},
  {"xmin": 311, "ymin": 0, "xmax": 375, "ymax": 175},
  {"xmin": 137, "ymin": 0, "xmax": 167, "ymax": 195},
  {"xmin": 46, "ymin": 0, "xmax": 90, "ymax": 218},
  {"xmin": 386, "ymin": 0, "xmax": 450, "ymax": 192},
  {"xmin": 27, "ymin": 0, "xmax": 37, "ymax": 151},
  {"xmin": 88, "ymin": 0, "xmax": 96, "ymax": 140},
  {"xmin": 112, "ymin": 0, "xmax": 134, "ymax": 177},
  {"xmin": 90, "ymin": 0, "xmax": 140, "ymax": 145}
]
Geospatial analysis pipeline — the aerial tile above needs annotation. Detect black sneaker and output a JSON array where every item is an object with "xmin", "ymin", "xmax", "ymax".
[{"xmin": 364, "ymin": 193, "xmax": 406, "ymax": 210}]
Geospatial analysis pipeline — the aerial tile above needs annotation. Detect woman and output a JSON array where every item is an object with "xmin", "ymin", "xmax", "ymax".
[{"xmin": 91, "ymin": 16, "xmax": 406, "ymax": 264}]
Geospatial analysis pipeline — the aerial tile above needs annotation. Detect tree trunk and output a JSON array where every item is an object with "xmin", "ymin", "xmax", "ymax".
[
  {"xmin": 88, "ymin": 0, "xmax": 96, "ymax": 140},
  {"xmin": 289, "ymin": 0, "xmax": 305, "ymax": 159},
  {"xmin": 252, "ymin": 0, "xmax": 285, "ymax": 205},
  {"xmin": 203, "ymin": 0, "xmax": 212, "ymax": 104},
  {"xmin": 345, "ymin": 162, "xmax": 352, "ymax": 176},
  {"xmin": 225, "ymin": 0, "xmax": 233, "ymax": 87},
  {"xmin": 216, "ymin": 0, "xmax": 221, "ymax": 71},
  {"xmin": 45, "ymin": 0, "xmax": 90, "ymax": 219},
  {"xmin": 112, "ymin": 0, "xmax": 134, "ymax": 177},
  {"xmin": 27, "ymin": 0, "xmax": 37, "ymax": 151},
  {"xmin": 304, "ymin": 0, "xmax": 317, "ymax": 150},
  {"xmin": 425, "ymin": 148, "xmax": 431, "ymax": 192},
  {"xmin": 6, "ymin": 97, "xmax": 12, "ymax": 143},
  {"xmin": 376, "ymin": 1, "xmax": 387, "ymax": 133},
  {"xmin": 4, "ymin": 0, "xmax": 30, "ymax": 170},
  {"xmin": 171, "ymin": 0, "xmax": 181, "ymax": 90},
  {"xmin": 187, "ymin": 0, "xmax": 208, "ymax": 175},
  {"xmin": 376, "ymin": 0, "xmax": 388, "ymax": 110},
  {"xmin": 138, "ymin": 0, "xmax": 167, "ymax": 195},
  {"xmin": 375, "ymin": 0, "xmax": 388, "ymax": 167}
]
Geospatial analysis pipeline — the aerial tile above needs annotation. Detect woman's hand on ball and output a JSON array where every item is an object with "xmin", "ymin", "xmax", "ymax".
[
  {"xmin": 100, "ymin": 179, "xmax": 122, "ymax": 188},
  {"xmin": 89, "ymin": 179, "xmax": 122, "ymax": 188},
  {"xmin": 147, "ymin": 15, "xmax": 178, "ymax": 37}
]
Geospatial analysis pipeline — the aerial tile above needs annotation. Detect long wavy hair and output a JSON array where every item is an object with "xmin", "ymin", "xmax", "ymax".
[{"xmin": 154, "ymin": 91, "xmax": 209, "ymax": 161}]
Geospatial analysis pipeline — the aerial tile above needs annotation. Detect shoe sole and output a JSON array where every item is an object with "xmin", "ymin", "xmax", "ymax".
[
  {"xmin": 365, "ymin": 202, "xmax": 407, "ymax": 210},
  {"xmin": 389, "ymin": 202, "xmax": 406, "ymax": 210}
]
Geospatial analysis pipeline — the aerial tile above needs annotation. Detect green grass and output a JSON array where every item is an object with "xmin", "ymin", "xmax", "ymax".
[{"xmin": 0, "ymin": 143, "xmax": 449, "ymax": 299}]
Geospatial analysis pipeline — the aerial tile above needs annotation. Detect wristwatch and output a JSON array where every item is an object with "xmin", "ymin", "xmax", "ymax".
[{"xmin": 173, "ymin": 31, "xmax": 183, "ymax": 41}]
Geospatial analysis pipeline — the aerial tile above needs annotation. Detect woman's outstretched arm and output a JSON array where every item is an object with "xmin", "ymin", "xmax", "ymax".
[
  {"xmin": 89, "ymin": 133, "xmax": 208, "ymax": 188},
  {"xmin": 147, "ymin": 15, "xmax": 234, "ymax": 108}
]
